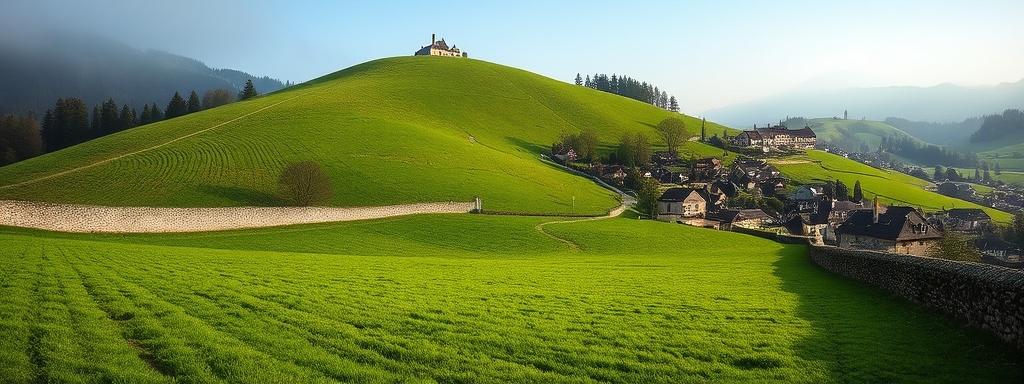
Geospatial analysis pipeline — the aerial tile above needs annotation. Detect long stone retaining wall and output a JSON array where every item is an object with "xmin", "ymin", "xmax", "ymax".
[{"xmin": 808, "ymin": 245, "xmax": 1024, "ymax": 352}]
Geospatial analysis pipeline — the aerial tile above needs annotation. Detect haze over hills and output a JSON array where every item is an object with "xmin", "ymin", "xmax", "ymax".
[
  {"xmin": 0, "ymin": 30, "xmax": 285, "ymax": 116},
  {"xmin": 0, "ymin": 56, "xmax": 728, "ymax": 214},
  {"xmin": 704, "ymin": 80, "xmax": 1024, "ymax": 129}
]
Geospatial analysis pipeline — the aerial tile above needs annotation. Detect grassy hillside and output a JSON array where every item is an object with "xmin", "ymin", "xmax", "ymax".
[
  {"xmin": 0, "ymin": 57, "xmax": 728, "ymax": 214},
  {"xmin": 776, "ymin": 150, "xmax": 1010, "ymax": 222},
  {"xmin": 800, "ymin": 118, "xmax": 924, "ymax": 151},
  {"xmin": 0, "ymin": 215, "xmax": 1019, "ymax": 382}
]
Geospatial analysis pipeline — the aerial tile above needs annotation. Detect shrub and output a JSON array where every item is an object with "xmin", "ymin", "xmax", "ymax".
[{"xmin": 278, "ymin": 161, "xmax": 332, "ymax": 206}]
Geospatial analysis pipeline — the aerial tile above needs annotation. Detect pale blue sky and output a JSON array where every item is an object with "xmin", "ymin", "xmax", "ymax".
[{"xmin": 3, "ymin": 0, "xmax": 1023, "ymax": 114}]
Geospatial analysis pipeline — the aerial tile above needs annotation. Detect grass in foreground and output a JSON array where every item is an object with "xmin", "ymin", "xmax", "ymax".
[{"xmin": 0, "ymin": 215, "xmax": 1020, "ymax": 383}]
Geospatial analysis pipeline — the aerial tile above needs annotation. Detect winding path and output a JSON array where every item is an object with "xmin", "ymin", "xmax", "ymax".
[{"xmin": 0, "ymin": 200, "xmax": 474, "ymax": 233}]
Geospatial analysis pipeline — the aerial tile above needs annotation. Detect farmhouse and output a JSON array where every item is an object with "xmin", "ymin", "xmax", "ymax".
[
  {"xmin": 941, "ymin": 208, "xmax": 993, "ymax": 234},
  {"xmin": 734, "ymin": 124, "xmax": 816, "ymax": 151},
  {"xmin": 713, "ymin": 209, "xmax": 772, "ymax": 231},
  {"xmin": 835, "ymin": 202, "xmax": 941, "ymax": 256},
  {"xmin": 657, "ymin": 188, "xmax": 706, "ymax": 221},
  {"xmin": 414, "ymin": 34, "xmax": 466, "ymax": 57},
  {"xmin": 792, "ymin": 184, "xmax": 827, "ymax": 212}
]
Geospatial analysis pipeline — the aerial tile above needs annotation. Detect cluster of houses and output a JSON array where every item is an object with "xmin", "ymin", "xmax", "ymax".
[
  {"xmin": 653, "ymin": 156, "xmax": 782, "ymax": 230},
  {"xmin": 733, "ymin": 124, "xmax": 817, "ymax": 151}
]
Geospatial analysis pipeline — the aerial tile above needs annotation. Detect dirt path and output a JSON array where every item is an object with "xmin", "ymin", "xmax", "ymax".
[
  {"xmin": 533, "ymin": 195, "xmax": 633, "ymax": 250},
  {"xmin": 0, "ymin": 200, "xmax": 474, "ymax": 233}
]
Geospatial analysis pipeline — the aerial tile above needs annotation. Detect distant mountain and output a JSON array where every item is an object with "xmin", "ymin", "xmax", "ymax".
[
  {"xmin": 705, "ymin": 81, "xmax": 1024, "ymax": 129},
  {"xmin": 883, "ymin": 117, "xmax": 982, "ymax": 147},
  {"xmin": 0, "ymin": 30, "xmax": 284, "ymax": 116}
]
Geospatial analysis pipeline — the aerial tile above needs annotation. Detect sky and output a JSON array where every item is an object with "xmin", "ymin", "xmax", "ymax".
[{"xmin": 2, "ymin": 0, "xmax": 1023, "ymax": 115}]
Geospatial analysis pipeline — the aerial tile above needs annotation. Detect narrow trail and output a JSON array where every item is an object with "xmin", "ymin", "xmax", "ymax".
[
  {"xmin": 0, "ymin": 200, "xmax": 474, "ymax": 233},
  {"xmin": 532, "ymin": 196, "xmax": 633, "ymax": 251},
  {"xmin": 0, "ymin": 85, "xmax": 334, "ymax": 191}
]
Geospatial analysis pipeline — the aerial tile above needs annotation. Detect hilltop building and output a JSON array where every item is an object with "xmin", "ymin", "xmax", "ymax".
[
  {"xmin": 414, "ymin": 34, "xmax": 466, "ymax": 57},
  {"xmin": 734, "ymin": 124, "xmax": 816, "ymax": 151}
]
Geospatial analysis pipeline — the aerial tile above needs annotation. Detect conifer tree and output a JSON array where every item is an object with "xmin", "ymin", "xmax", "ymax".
[
  {"xmin": 238, "ymin": 79, "xmax": 258, "ymax": 101},
  {"xmin": 90, "ymin": 105, "xmax": 101, "ymax": 136},
  {"xmin": 101, "ymin": 98, "xmax": 120, "ymax": 134},
  {"xmin": 150, "ymin": 103, "xmax": 164, "ymax": 122},
  {"xmin": 140, "ymin": 104, "xmax": 152, "ymax": 125},
  {"xmin": 574, "ymin": 73, "xmax": 582, "ymax": 86},
  {"xmin": 120, "ymin": 104, "xmax": 137, "ymax": 130},
  {"xmin": 835, "ymin": 179, "xmax": 849, "ymax": 201},
  {"xmin": 187, "ymin": 90, "xmax": 202, "ymax": 114},
  {"xmin": 852, "ymin": 180, "xmax": 864, "ymax": 202},
  {"xmin": 669, "ymin": 96, "xmax": 679, "ymax": 112},
  {"xmin": 166, "ymin": 92, "xmax": 188, "ymax": 119}
]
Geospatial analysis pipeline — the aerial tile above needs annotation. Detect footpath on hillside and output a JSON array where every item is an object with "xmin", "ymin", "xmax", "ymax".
[{"xmin": 0, "ymin": 200, "xmax": 474, "ymax": 233}]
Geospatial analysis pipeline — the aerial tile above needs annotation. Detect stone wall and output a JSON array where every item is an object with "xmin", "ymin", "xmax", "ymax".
[{"xmin": 808, "ymin": 245, "xmax": 1024, "ymax": 352}]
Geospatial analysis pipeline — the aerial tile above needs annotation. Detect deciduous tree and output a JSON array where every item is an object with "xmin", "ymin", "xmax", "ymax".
[
  {"xmin": 203, "ymin": 89, "xmax": 234, "ymax": 109},
  {"xmin": 633, "ymin": 177, "xmax": 660, "ymax": 219},
  {"xmin": 656, "ymin": 117, "xmax": 687, "ymax": 157},
  {"xmin": 278, "ymin": 161, "xmax": 333, "ymax": 206},
  {"xmin": 929, "ymin": 230, "xmax": 981, "ymax": 262}
]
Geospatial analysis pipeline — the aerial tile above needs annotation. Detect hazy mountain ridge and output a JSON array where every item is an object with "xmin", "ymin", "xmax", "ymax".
[
  {"xmin": 705, "ymin": 81, "xmax": 1024, "ymax": 129},
  {"xmin": 0, "ymin": 31, "xmax": 284, "ymax": 116}
]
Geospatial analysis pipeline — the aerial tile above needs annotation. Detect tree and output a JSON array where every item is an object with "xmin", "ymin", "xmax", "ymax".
[
  {"xmin": 574, "ymin": 73, "xmax": 582, "ymax": 86},
  {"xmin": 656, "ymin": 117, "xmax": 687, "ymax": 157},
  {"xmin": 100, "ymin": 98, "xmax": 120, "ymax": 135},
  {"xmin": 928, "ymin": 230, "xmax": 981, "ymax": 262},
  {"xmin": 42, "ymin": 97, "xmax": 90, "ymax": 151},
  {"xmin": 576, "ymin": 129, "xmax": 599, "ymax": 162},
  {"xmin": 119, "ymin": 104, "xmax": 137, "ymax": 131},
  {"xmin": 946, "ymin": 168, "xmax": 961, "ymax": 182},
  {"xmin": 1013, "ymin": 212, "xmax": 1024, "ymax": 245},
  {"xmin": 0, "ymin": 113, "xmax": 43, "ymax": 165},
  {"xmin": 278, "ymin": 161, "xmax": 333, "ymax": 206},
  {"xmin": 617, "ymin": 133, "xmax": 636, "ymax": 166},
  {"xmin": 139, "ymin": 104, "xmax": 152, "ymax": 125},
  {"xmin": 995, "ymin": 163, "xmax": 1002, "ymax": 175},
  {"xmin": 700, "ymin": 117, "xmax": 706, "ymax": 142},
  {"xmin": 823, "ymin": 181, "xmax": 835, "ymax": 201},
  {"xmin": 633, "ymin": 177, "xmax": 660, "ymax": 219},
  {"xmin": 934, "ymin": 165, "xmax": 945, "ymax": 180},
  {"xmin": 835, "ymin": 179, "xmax": 849, "ymax": 201},
  {"xmin": 187, "ymin": 90, "xmax": 202, "ymax": 114},
  {"xmin": 150, "ymin": 103, "xmax": 164, "ymax": 121},
  {"xmin": 632, "ymin": 132, "xmax": 651, "ymax": 166},
  {"xmin": 668, "ymin": 96, "xmax": 679, "ymax": 112},
  {"xmin": 238, "ymin": 79, "xmax": 258, "ymax": 101},
  {"xmin": 852, "ymin": 180, "xmax": 864, "ymax": 202},
  {"xmin": 166, "ymin": 91, "xmax": 188, "ymax": 119},
  {"xmin": 203, "ymin": 89, "xmax": 234, "ymax": 109}
]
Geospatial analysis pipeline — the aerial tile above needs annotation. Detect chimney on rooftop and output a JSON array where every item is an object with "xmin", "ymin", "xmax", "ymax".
[
  {"xmin": 873, "ymin": 196, "xmax": 879, "ymax": 224},
  {"xmin": 432, "ymin": 33, "xmax": 436, "ymax": 46}
]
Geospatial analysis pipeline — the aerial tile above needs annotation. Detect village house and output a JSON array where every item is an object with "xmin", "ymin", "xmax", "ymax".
[
  {"xmin": 791, "ymin": 184, "xmax": 827, "ymax": 212},
  {"xmin": 414, "ymin": 34, "xmax": 466, "ymax": 57},
  {"xmin": 940, "ymin": 208, "xmax": 993, "ymax": 235},
  {"xmin": 691, "ymin": 157, "xmax": 725, "ymax": 183},
  {"xmin": 835, "ymin": 201, "xmax": 941, "ymax": 256},
  {"xmin": 712, "ymin": 209, "xmax": 772, "ymax": 231},
  {"xmin": 734, "ymin": 124, "xmax": 816, "ymax": 151},
  {"xmin": 729, "ymin": 157, "xmax": 785, "ymax": 195},
  {"xmin": 974, "ymin": 238, "xmax": 1022, "ymax": 264},
  {"xmin": 657, "ymin": 188, "xmax": 707, "ymax": 221}
]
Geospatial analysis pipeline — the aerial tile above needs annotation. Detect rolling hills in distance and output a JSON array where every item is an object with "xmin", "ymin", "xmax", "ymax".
[{"xmin": 0, "ymin": 30, "xmax": 285, "ymax": 116}]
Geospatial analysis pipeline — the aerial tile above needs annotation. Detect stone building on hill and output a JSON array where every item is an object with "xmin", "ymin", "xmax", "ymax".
[
  {"xmin": 414, "ymin": 34, "xmax": 466, "ymax": 57},
  {"xmin": 734, "ymin": 124, "xmax": 816, "ymax": 151}
]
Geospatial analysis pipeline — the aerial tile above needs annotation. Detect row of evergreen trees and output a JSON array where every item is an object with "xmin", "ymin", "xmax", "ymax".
[
  {"xmin": 4, "ymin": 80, "xmax": 260, "ymax": 160},
  {"xmin": 574, "ymin": 73, "xmax": 679, "ymax": 112}
]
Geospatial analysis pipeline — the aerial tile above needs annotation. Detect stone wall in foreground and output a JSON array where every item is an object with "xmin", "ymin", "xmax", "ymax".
[{"xmin": 808, "ymin": 246, "xmax": 1024, "ymax": 352}]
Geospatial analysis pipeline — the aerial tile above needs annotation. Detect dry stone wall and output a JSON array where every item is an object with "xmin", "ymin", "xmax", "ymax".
[{"xmin": 809, "ymin": 246, "xmax": 1024, "ymax": 352}]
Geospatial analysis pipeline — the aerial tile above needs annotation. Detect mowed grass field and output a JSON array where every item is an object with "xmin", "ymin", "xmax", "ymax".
[
  {"xmin": 1, "ymin": 215, "xmax": 1020, "ymax": 383},
  {"xmin": 776, "ymin": 150, "xmax": 1011, "ymax": 222},
  {"xmin": 0, "ymin": 57, "xmax": 729, "ymax": 215}
]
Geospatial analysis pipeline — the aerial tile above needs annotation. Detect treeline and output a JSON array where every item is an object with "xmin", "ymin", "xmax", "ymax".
[
  {"xmin": 879, "ymin": 135, "xmax": 979, "ymax": 168},
  {"xmin": 884, "ymin": 116, "xmax": 982, "ymax": 144},
  {"xmin": 969, "ymin": 109, "xmax": 1024, "ymax": 143},
  {"xmin": 1, "ymin": 80, "xmax": 260, "ymax": 164},
  {"xmin": 575, "ymin": 73, "xmax": 679, "ymax": 112}
]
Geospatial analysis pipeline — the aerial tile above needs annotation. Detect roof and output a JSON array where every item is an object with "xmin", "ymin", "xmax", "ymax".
[
  {"xmin": 658, "ymin": 188, "xmax": 705, "ymax": 202},
  {"xmin": 714, "ymin": 209, "xmax": 771, "ymax": 223},
  {"xmin": 946, "ymin": 208, "xmax": 991, "ymax": 222},
  {"xmin": 837, "ymin": 206, "xmax": 941, "ymax": 241},
  {"xmin": 741, "ymin": 126, "xmax": 816, "ymax": 139},
  {"xmin": 974, "ymin": 238, "xmax": 1020, "ymax": 252},
  {"xmin": 831, "ymin": 200, "xmax": 863, "ymax": 212}
]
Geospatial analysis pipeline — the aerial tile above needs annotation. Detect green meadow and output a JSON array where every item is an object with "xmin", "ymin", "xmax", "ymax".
[
  {"xmin": 0, "ymin": 215, "xmax": 1020, "ymax": 383},
  {"xmin": 0, "ymin": 57, "xmax": 731, "ymax": 215},
  {"xmin": 776, "ymin": 150, "xmax": 1010, "ymax": 222}
]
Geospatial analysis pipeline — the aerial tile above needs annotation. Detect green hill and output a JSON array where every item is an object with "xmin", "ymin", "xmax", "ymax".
[
  {"xmin": 776, "ymin": 150, "xmax": 1010, "ymax": 222},
  {"xmin": 0, "ymin": 57, "xmax": 728, "ymax": 214},
  {"xmin": 793, "ymin": 117, "xmax": 924, "ymax": 152}
]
